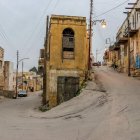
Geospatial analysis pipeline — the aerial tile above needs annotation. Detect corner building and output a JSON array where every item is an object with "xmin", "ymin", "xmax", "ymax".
[{"xmin": 45, "ymin": 15, "xmax": 89, "ymax": 108}]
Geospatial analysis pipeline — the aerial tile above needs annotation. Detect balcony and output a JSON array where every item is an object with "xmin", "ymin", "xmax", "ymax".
[
  {"xmin": 116, "ymin": 31, "xmax": 128, "ymax": 45},
  {"xmin": 116, "ymin": 36, "xmax": 128, "ymax": 45},
  {"xmin": 103, "ymin": 55, "xmax": 109, "ymax": 60},
  {"xmin": 109, "ymin": 43, "xmax": 120, "ymax": 51},
  {"xmin": 124, "ymin": 23, "xmax": 138, "ymax": 37}
]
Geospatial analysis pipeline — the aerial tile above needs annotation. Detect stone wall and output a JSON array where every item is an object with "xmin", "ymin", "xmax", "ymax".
[
  {"xmin": 47, "ymin": 69, "xmax": 86, "ymax": 108},
  {"xmin": 0, "ymin": 90, "xmax": 15, "ymax": 98}
]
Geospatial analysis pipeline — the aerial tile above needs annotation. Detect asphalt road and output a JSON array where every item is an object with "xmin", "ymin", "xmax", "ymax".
[{"xmin": 0, "ymin": 67, "xmax": 140, "ymax": 140}]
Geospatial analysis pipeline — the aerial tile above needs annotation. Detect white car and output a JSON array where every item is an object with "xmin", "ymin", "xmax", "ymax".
[{"xmin": 18, "ymin": 90, "xmax": 27, "ymax": 97}]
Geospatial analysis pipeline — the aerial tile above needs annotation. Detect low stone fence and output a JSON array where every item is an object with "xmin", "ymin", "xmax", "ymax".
[{"xmin": 0, "ymin": 90, "xmax": 15, "ymax": 98}]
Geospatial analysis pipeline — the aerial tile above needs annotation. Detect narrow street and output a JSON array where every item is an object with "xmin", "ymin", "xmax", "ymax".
[{"xmin": 0, "ymin": 67, "xmax": 140, "ymax": 140}]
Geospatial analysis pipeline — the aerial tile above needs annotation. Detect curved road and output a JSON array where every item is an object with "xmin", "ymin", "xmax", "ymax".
[{"xmin": 0, "ymin": 67, "xmax": 140, "ymax": 140}]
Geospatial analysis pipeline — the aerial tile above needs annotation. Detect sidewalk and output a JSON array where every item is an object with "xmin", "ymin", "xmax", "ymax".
[{"xmin": 28, "ymin": 74, "xmax": 107, "ymax": 119}]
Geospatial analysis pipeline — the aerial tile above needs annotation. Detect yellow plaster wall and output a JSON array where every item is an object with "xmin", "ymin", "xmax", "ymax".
[
  {"xmin": 49, "ymin": 15, "xmax": 88, "ymax": 71},
  {"xmin": 46, "ymin": 15, "xmax": 89, "ymax": 108}
]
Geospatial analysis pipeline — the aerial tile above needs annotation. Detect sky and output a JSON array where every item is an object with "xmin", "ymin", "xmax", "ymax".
[{"xmin": 0, "ymin": 0, "xmax": 136, "ymax": 71}]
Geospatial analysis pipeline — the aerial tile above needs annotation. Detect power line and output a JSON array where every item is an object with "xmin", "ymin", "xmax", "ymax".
[
  {"xmin": 50, "ymin": 0, "xmax": 60, "ymax": 13},
  {"xmin": 22, "ymin": 0, "xmax": 60, "ymax": 57},
  {"xmin": 22, "ymin": 0, "xmax": 53, "ymax": 55},
  {"xmin": 94, "ymin": 0, "xmax": 130, "ymax": 18},
  {"xmin": 0, "ymin": 23, "xmax": 14, "ymax": 48},
  {"xmin": 25, "ymin": 25, "xmax": 44, "ymax": 57}
]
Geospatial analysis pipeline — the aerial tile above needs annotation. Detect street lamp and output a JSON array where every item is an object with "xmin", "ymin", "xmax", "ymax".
[
  {"xmin": 92, "ymin": 19, "xmax": 107, "ymax": 28},
  {"xmin": 15, "ymin": 57, "xmax": 29, "ymax": 98},
  {"xmin": 88, "ymin": 19, "xmax": 107, "ymax": 70}
]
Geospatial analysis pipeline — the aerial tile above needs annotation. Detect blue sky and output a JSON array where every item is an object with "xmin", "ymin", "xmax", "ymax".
[{"xmin": 0, "ymin": 0, "xmax": 136, "ymax": 71}]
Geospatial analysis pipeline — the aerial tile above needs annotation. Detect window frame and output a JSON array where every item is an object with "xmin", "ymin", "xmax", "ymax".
[{"xmin": 62, "ymin": 28, "xmax": 75, "ymax": 60}]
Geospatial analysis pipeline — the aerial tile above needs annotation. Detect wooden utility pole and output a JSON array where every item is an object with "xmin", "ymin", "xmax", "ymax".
[
  {"xmin": 42, "ymin": 16, "xmax": 49, "ymax": 105},
  {"xmin": 127, "ymin": 13, "xmax": 131, "ymax": 77},
  {"xmin": 124, "ymin": 11, "xmax": 131, "ymax": 76},
  {"xmin": 15, "ymin": 50, "xmax": 19, "ymax": 98},
  {"xmin": 88, "ymin": 0, "xmax": 93, "ymax": 70},
  {"xmin": 22, "ymin": 61, "xmax": 24, "ymax": 90},
  {"xmin": 96, "ymin": 49, "xmax": 98, "ymax": 62}
]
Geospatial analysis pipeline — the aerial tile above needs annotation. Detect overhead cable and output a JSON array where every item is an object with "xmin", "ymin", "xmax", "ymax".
[{"xmin": 94, "ymin": 0, "xmax": 130, "ymax": 18}]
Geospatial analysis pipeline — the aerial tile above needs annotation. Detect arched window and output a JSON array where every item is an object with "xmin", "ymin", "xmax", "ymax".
[{"xmin": 62, "ymin": 28, "xmax": 75, "ymax": 59}]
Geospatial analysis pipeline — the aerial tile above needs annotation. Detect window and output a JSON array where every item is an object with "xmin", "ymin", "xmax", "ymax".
[{"xmin": 62, "ymin": 28, "xmax": 75, "ymax": 59}]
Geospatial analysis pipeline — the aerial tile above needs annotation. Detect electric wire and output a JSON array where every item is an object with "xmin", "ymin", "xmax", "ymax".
[
  {"xmin": 22, "ymin": 0, "xmax": 60, "ymax": 58},
  {"xmin": 94, "ymin": 0, "xmax": 131, "ymax": 18},
  {"xmin": 0, "ymin": 24, "xmax": 16, "ymax": 58},
  {"xmin": 21, "ymin": 0, "xmax": 53, "ymax": 56},
  {"xmin": 50, "ymin": 0, "xmax": 60, "ymax": 13}
]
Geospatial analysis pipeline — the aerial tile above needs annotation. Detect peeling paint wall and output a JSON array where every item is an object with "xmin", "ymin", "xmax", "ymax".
[{"xmin": 45, "ymin": 15, "xmax": 89, "ymax": 108}]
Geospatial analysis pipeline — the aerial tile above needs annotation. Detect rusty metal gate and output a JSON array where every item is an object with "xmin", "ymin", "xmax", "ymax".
[{"xmin": 57, "ymin": 76, "xmax": 79, "ymax": 104}]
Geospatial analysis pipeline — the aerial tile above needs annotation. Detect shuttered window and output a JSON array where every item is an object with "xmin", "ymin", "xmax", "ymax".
[{"xmin": 62, "ymin": 28, "xmax": 75, "ymax": 59}]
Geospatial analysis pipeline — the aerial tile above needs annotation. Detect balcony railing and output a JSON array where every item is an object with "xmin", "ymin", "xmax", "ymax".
[
  {"xmin": 116, "ymin": 30, "xmax": 128, "ymax": 45},
  {"xmin": 124, "ymin": 23, "xmax": 138, "ymax": 37}
]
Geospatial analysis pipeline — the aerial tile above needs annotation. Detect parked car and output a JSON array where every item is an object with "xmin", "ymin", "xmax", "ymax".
[
  {"xmin": 18, "ymin": 90, "xmax": 27, "ymax": 97},
  {"xmin": 92, "ymin": 62, "xmax": 101, "ymax": 66}
]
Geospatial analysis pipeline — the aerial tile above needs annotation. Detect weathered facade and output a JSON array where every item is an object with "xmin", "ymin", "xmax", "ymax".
[
  {"xmin": 4, "ymin": 61, "xmax": 16, "ymax": 91},
  {"xmin": 0, "ymin": 47, "xmax": 4, "ymax": 90},
  {"xmin": 18, "ymin": 71, "xmax": 43, "ymax": 92},
  {"xmin": 38, "ymin": 49, "xmax": 44, "ymax": 75},
  {"xmin": 45, "ymin": 15, "xmax": 89, "ymax": 108},
  {"xmin": 105, "ymin": 0, "xmax": 140, "ymax": 76}
]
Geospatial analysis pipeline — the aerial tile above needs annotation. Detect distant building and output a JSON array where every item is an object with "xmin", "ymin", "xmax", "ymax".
[
  {"xmin": 17, "ymin": 71, "xmax": 43, "ymax": 92},
  {"xmin": 4, "ymin": 61, "xmax": 16, "ymax": 91},
  {"xmin": 38, "ymin": 49, "xmax": 44, "ymax": 75},
  {"xmin": 0, "ymin": 47, "xmax": 4, "ymax": 90},
  {"xmin": 44, "ymin": 15, "xmax": 89, "ymax": 108}
]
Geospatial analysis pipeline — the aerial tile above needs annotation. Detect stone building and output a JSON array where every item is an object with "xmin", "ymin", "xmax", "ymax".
[
  {"xmin": 17, "ymin": 71, "xmax": 43, "ymax": 92},
  {"xmin": 44, "ymin": 15, "xmax": 89, "ymax": 108},
  {"xmin": 0, "ymin": 47, "xmax": 4, "ymax": 90},
  {"xmin": 38, "ymin": 49, "xmax": 44, "ymax": 75},
  {"xmin": 4, "ymin": 61, "xmax": 16, "ymax": 91},
  {"xmin": 111, "ymin": 0, "xmax": 140, "ymax": 75}
]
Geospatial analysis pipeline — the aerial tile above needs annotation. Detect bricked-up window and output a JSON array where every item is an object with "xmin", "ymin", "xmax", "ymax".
[{"xmin": 62, "ymin": 28, "xmax": 75, "ymax": 59}]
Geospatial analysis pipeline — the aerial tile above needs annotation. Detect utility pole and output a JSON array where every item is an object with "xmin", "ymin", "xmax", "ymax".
[
  {"xmin": 124, "ymin": 11, "xmax": 131, "ymax": 76},
  {"xmin": 42, "ymin": 16, "xmax": 49, "ymax": 105},
  {"xmin": 36, "ymin": 76, "xmax": 37, "ymax": 91},
  {"xmin": 88, "ymin": 0, "xmax": 93, "ymax": 70},
  {"xmin": 22, "ymin": 61, "xmax": 24, "ymax": 90},
  {"xmin": 15, "ymin": 50, "xmax": 19, "ymax": 98},
  {"xmin": 96, "ymin": 49, "xmax": 98, "ymax": 62},
  {"xmin": 127, "ymin": 12, "xmax": 131, "ymax": 77}
]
